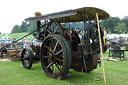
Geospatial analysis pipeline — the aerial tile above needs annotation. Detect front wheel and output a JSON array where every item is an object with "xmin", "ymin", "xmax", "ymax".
[
  {"xmin": 21, "ymin": 49, "xmax": 33, "ymax": 69},
  {"xmin": 41, "ymin": 34, "xmax": 72, "ymax": 79}
]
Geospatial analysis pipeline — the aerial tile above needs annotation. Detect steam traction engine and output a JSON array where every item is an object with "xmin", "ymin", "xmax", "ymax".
[{"xmin": 21, "ymin": 7, "xmax": 109, "ymax": 79}]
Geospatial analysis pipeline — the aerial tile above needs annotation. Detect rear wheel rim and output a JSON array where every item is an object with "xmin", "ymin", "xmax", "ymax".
[{"xmin": 41, "ymin": 34, "xmax": 72, "ymax": 78}]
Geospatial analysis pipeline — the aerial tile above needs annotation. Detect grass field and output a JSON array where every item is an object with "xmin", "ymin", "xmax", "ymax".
[
  {"xmin": 0, "ymin": 51, "xmax": 128, "ymax": 85},
  {"xmin": 0, "ymin": 32, "xmax": 33, "ymax": 40}
]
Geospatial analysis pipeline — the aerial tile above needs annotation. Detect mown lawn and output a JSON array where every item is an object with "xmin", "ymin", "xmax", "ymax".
[
  {"xmin": 0, "ymin": 51, "xmax": 128, "ymax": 85},
  {"xmin": 0, "ymin": 32, "xmax": 33, "ymax": 40}
]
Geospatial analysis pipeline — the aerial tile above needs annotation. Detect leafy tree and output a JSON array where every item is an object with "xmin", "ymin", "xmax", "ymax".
[
  {"xmin": 100, "ymin": 17, "xmax": 120, "ymax": 33},
  {"xmin": 122, "ymin": 16, "xmax": 128, "ymax": 31},
  {"xmin": 20, "ymin": 21, "xmax": 28, "ymax": 32},
  {"xmin": 64, "ymin": 22, "xmax": 84, "ymax": 30},
  {"xmin": 11, "ymin": 25, "xmax": 21, "ymax": 33},
  {"xmin": 106, "ymin": 28, "xmax": 111, "ymax": 33},
  {"xmin": 27, "ymin": 22, "xmax": 35, "ymax": 32},
  {"xmin": 115, "ymin": 22, "xmax": 126, "ymax": 33},
  {"xmin": 0, "ymin": 32, "xmax": 1, "ymax": 35}
]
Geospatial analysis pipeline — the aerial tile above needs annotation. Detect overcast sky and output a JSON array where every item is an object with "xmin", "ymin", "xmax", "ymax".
[{"xmin": 0, "ymin": 0, "xmax": 128, "ymax": 33}]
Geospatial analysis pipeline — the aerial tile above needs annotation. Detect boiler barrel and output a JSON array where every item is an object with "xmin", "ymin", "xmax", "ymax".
[{"xmin": 31, "ymin": 40, "xmax": 42, "ymax": 53}]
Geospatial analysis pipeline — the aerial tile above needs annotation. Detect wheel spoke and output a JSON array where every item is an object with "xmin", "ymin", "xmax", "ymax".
[
  {"xmin": 24, "ymin": 61, "xmax": 27, "ymax": 67},
  {"xmin": 53, "ymin": 24, "xmax": 57, "ymax": 30},
  {"xmin": 46, "ymin": 30, "xmax": 52, "ymax": 34},
  {"xmin": 55, "ymin": 63, "xmax": 61, "ymax": 72},
  {"xmin": 55, "ymin": 49, "xmax": 63, "ymax": 55},
  {"xmin": 24, "ymin": 60, "xmax": 29, "ymax": 67},
  {"xmin": 59, "ymin": 62, "xmax": 62, "ymax": 68},
  {"xmin": 45, "ymin": 45, "xmax": 50, "ymax": 51},
  {"xmin": 26, "ymin": 61, "xmax": 29, "ymax": 67},
  {"xmin": 51, "ymin": 63, "xmax": 54, "ymax": 71},
  {"xmin": 47, "ymin": 62, "xmax": 53, "ymax": 68},
  {"xmin": 25, "ymin": 52, "xmax": 29, "ymax": 57},
  {"xmin": 53, "ymin": 64, "xmax": 56, "ymax": 73},
  {"xmin": 53, "ymin": 40, "xmax": 59, "ymax": 52},
  {"xmin": 55, "ymin": 57, "xmax": 64, "ymax": 63},
  {"xmin": 23, "ymin": 56, "xmax": 27, "ymax": 60},
  {"xmin": 54, "ymin": 28, "xmax": 59, "ymax": 34},
  {"xmin": 44, "ymin": 56, "xmax": 49, "ymax": 58},
  {"xmin": 24, "ymin": 54, "xmax": 28, "ymax": 58},
  {"xmin": 59, "ymin": 55, "xmax": 64, "ymax": 58},
  {"xmin": 48, "ymin": 59, "xmax": 51, "ymax": 64},
  {"xmin": 50, "ymin": 39, "xmax": 54, "ymax": 46}
]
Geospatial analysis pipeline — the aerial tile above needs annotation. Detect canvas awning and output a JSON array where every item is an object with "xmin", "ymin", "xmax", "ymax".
[{"xmin": 25, "ymin": 7, "xmax": 109, "ymax": 22}]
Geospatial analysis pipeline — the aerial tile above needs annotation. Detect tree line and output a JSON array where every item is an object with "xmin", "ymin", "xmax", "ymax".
[
  {"xmin": 11, "ymin": 16, "xmax": 128, "ymax": 34},
  {"xmin": 11, "ymin": 21, "xmax": 35, "ymax": 33},
  {"xmin": 100, "ymin": 16, "xmax": 128, "ymax": 33}
]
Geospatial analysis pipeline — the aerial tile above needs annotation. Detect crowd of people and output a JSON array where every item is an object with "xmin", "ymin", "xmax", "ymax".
[
  {"xmin": 106, "ymin": 34, "xmax": 128, "ymax": 45},
  {"xmin": 0, "ymin": 37, "xmax": 34, "ymax": 49}
]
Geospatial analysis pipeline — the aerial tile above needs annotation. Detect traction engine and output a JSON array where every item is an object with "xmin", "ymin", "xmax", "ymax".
[{"xmin": 21, "ymin": 7, "xmax": 109, "ymax": 79}]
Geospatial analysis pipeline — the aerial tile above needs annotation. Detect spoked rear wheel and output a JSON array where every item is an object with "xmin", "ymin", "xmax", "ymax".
[
  {"xmin": 21, "ymin": 49, "xmax": 33, "ymax": 69},
  {"xmin": 41, "ymin": 34, "xmax": 72, "ymax": 79},
  {"xmin": 45, "ymin": 20, "xmax": 61, "ymax": 37}
]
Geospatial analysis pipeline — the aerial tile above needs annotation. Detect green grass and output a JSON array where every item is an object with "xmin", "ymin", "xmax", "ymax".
[
  {"xmin": 0, "ymin": 51, "xmax": 128, "ymax": 85},
  {"xmin": 0, "ymin": 32, "xmax": 33, "ymax": 40},
  {"xmin": 0, "ymin": 32, "xmax": 128, "ymax": 85}
]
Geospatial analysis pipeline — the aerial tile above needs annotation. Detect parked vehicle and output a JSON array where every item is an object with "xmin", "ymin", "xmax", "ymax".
[{"xmin": 21, "ymin": 7, "xmax": 109, "ymax": 79}]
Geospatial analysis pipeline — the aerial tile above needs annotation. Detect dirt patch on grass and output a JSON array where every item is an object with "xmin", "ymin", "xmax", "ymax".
[
  {"xmin": 103, "ymin": 57, "xmax": 127, "ymax": 61},
  {"xmin": 0, "ymin": 59, "xmax": 11, "ymax": 61}
]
